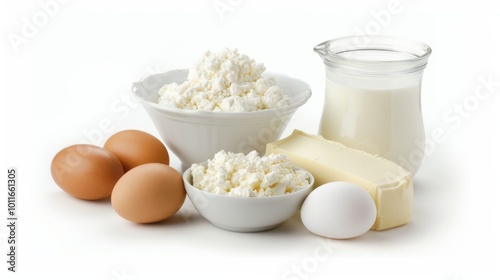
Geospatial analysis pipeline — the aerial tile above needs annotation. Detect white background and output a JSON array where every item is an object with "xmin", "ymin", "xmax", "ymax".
[{"xmin": 1, "ymin": 0, "xmax": 499, "ymax": 279}]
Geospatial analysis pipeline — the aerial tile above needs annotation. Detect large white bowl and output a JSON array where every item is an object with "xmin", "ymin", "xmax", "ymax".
[
  {"xmin": 132, "ymin": 69, "xmax": 311, "ymax": 170},
  {"xmin": 183, "ymin": 163, "xmax": 314, "ymax": 232}
]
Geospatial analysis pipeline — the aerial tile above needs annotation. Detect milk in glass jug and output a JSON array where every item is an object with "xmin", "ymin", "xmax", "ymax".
[{"xmin": 314, "ymin": 36, "xmax": 432, "ymax": 176}]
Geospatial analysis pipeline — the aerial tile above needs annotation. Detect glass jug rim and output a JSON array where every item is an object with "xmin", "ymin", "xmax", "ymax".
[{"xmin": 314, "ymin": 35, "xmax": 432, "ymax": 75}]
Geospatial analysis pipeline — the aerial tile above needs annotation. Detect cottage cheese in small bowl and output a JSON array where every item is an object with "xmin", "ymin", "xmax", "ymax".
[
  {"xmin": 191, "ymin": 150, "xmax": 310, "ymax": 197},
  {"xmin": 183, "ymin": 151, "xmax": 314, "ymax": 232}
]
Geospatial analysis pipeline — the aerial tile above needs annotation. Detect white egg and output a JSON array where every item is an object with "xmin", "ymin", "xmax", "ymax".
[{"xmin": 300, "ymin": 182, "xmax": 376, "ymax": 239}]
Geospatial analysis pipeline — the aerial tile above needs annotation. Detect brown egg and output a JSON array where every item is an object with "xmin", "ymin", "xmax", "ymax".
[
  {"xmin": 111, "ymin": 163, "xmax": 186, "ymax": 223},
  {"xmin": 103, "ymin": 130, "xmax": 170, "ymax": 172},
  {"xmin": 51, "ymin": 144, "xmax": 124, "ymax": 200}
]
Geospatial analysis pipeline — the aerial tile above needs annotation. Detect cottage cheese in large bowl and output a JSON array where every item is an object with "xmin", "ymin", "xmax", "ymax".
[
  {"xmin": 132, "ymin": 49, "xmax": 312, "ymax": 170},
  {"xmin": 157, "ymin": 48, "xmax": 290, "ymax": 112}
]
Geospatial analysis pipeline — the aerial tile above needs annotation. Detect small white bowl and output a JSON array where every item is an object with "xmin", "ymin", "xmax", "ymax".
[
  {"xmin": 132, "ymin": 69, "xmax": 311, "ymax": 170},
  {"xmin": 182, "ymin": 164, "xmax": 314, "ymax": 232}
]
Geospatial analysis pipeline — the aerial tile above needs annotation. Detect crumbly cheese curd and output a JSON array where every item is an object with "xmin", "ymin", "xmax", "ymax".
[
  {"xmin": 190, "ymin": 150, "xmax": 309, "ymax": 197},
  {"xmin": 157, "ymin": 49, "xmax": 290, "ymax": 112}
]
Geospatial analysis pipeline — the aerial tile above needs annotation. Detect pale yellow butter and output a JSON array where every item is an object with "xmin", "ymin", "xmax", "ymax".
[{"xmin": 265, "ymin": 130, "xmax": 413, "ymax": 231}]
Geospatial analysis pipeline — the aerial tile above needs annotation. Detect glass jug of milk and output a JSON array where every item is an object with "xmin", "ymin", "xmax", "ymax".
[{"xmin": 314, "ymin": 36, "xmax": 432, "ymax": 176}]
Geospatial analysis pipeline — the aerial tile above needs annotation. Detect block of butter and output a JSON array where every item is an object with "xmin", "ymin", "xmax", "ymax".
[{"xmin": 266, "ymin": 130, "xmax": 413, "ymax": 231}]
